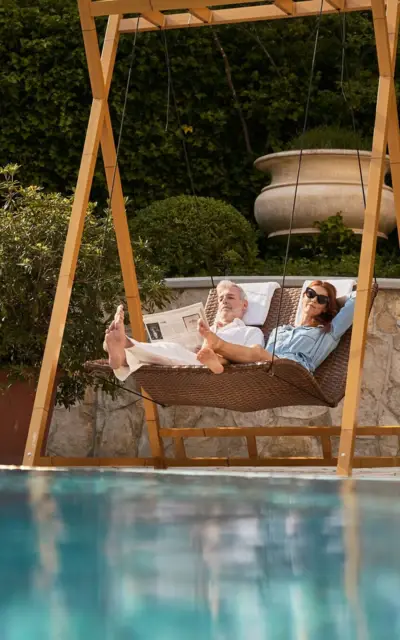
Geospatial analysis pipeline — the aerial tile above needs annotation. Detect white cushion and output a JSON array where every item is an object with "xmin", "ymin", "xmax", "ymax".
[
  {"xmin": 241, "ymin": 282, "xmax": 281, "ymax": 326},
  {"xmin": 295, "ymin": 278, "xmax": 355, "ymax": 326}
]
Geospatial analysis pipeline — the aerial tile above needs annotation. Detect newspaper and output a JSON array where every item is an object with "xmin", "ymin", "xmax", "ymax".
[{"xmin": 143, "ymin": 302, "xmax": 208, "ymax": 351}]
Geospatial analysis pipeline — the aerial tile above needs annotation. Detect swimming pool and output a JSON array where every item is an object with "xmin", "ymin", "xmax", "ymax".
[{"xmin": 1, "ymin": 468, "xmax": 399, "ymax": 639}]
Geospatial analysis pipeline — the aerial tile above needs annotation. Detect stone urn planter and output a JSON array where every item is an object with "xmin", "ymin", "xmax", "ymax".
[{"xmin": 254, "ymin": 149, "xmax": 396, "ymax": 239}]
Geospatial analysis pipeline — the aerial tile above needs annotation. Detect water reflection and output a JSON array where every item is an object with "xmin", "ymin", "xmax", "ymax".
[{"xmin": 0, "ymin": 470, "xmax": 400, "ymax": 639}]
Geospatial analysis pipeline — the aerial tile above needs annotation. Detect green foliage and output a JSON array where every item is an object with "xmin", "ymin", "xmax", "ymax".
[
  {"xmin": 301, "ymin": 213, "xmax": 361, "ymax": 258},
  {"xmin": 262, "ymin": 214, "xmax": 400, "ymax": 277},
  {"xmin": 0, "ymin": 165, "xmax": 170, "ymax": 407},
  {"xmin": 0, "ymin": 2, "xmax": 386, "ymax": 218},
  {"xmin": 130, "ymin": 195, "xmax": 263, "ymax": 277},
  {"xmin": 288, "ymin": 125, "xmax": 371, "ymax": 150}
]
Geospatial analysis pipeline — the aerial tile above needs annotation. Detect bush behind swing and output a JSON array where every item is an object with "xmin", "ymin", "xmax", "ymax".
[{"xmin": 130, "ymin": 195, "xmax": 263, "ymax": 278}]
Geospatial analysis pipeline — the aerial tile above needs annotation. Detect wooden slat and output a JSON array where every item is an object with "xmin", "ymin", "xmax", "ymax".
[
  {"xmin": 189, "ymin": 7, "xmax": 213, "ymax": 22},
  {"xmin": 274, "ymin": 0, "xmax": 295, "ymax": 14},
  {"xmin": 325, "ymin": 0, "xmax": 345, "ymax": 9},
  {"xmin": 142, "ymin": 10, "xmax": 166, "ymax": 26},
  {"xmin": 174, "ymin": 437, "xmax": 187, "ymax": 458},
  {"xmin": 246, "ymin": 436, "xmax": 258, "ymax": 458},
  {"xmin": 321, "ymin": 435, "xmax": 332, "ymax": 460},
  {"xmin": 160, "ymin": 426, "xmax": 400, "ymax": 438}
]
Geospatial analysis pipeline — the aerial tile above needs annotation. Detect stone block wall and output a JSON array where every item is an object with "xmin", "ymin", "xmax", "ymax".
[{"xmin": 46, "ymin": 283, "xmax": 400, "ymax": 460}]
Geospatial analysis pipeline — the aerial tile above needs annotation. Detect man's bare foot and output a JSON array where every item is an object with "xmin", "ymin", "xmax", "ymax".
[
  {"xmin": 104, "ymin": 305, "xmax": 132, "ymax": 370},
  {"xmin": 197, "ymin": 319, "xmax": 221, "ymax": 351},
  {"xmin": 196, "ymin": 347, "xmax": 224, "ymax": 374}
]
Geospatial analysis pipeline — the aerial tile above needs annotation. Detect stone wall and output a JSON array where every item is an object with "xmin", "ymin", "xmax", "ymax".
[{"xmin": 46, "ymin": 283, "xmax": 400, "ymax": 460}]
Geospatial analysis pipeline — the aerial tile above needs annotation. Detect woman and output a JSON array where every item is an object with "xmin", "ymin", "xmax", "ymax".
[{"xmin": 198, "ymin": 280, "xmax": 356, "ymax": 374}]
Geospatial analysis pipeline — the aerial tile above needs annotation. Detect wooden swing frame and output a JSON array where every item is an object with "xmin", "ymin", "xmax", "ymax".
[{"xmin": 22, "ymin": 0, "xmax": 400, "ymax": 475}]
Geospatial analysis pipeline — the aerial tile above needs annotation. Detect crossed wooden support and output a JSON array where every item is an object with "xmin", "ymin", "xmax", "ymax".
[
  {"xmin": 23, "ymin": 0, "xmax": 400, "ymax": 476},
  {"xmin": 23, "ymin": 4, "xmax": 164, "ymax": 467}
]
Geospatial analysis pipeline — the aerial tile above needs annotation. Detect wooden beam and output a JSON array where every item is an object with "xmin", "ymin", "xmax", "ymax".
[
  {"xmin": 160, "ymin": 425, "xmax": 400, "ymax": 438},
  {"xmin": 118, "ymin": 0, "xmax": 372, "ymax": 32},
  {"xmin": 94, "ymin": 0, "xmax": 371, "ymax": 19},
  {"xmin": 35, "ymin": 454, "xmax": 400, "ymax": 468},
  {"xmin": 37, "ymin": 457, "xmax": 156, "ymax": 467},
  {"xmin": 92, "ymin": 0, "xmax": 268, "ymax": 15},
  {"xmin": 101, "ymin": 117, "xmax": 165, "ymax": 467},
  {"xmin": 337, "ymin": 0, "xmax": 399, "ymax": 476},
  {"xmin": 97, "ymin": 24, "xmax": 166, "ymax": 466}
]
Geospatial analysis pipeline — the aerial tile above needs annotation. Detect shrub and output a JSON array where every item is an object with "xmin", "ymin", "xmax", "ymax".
[
  {"xmin": 288, "ymin": 125, "xmax": 371, "ymax": 151},
  {"xmin": 0, "ymin": 164, "xmax": 171, "ymax": 407},
  {"xmin": 130, "ymin": 195, "xmax": 263, "ymax": 277},
  {"xmin": 261, "ymin": 214, "xmax": 400, "ymax": 277}
]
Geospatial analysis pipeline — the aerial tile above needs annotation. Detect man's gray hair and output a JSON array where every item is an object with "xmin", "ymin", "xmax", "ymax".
[{"xmin": 216, "ymin": 280, "xmax": 247, "ymax": 301}]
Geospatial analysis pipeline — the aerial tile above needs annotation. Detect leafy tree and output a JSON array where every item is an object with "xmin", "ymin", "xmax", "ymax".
[{"xmin": 0, "ymin": 165, "xmax": 170, "ymax": 407}]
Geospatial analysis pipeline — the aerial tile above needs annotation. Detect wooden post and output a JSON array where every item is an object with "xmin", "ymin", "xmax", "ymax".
[
  {"xmin": 337, "ymin": 0, "xmax": 400, "ymax": 476},
  {"xmin": 97, "ymin": 43, "xmax": 165, "ymax": 463}
]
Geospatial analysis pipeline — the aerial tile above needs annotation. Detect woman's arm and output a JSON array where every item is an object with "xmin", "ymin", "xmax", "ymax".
[{"xmin": 330, "ymin": 292, "xmax": 356, "ymax": 340}]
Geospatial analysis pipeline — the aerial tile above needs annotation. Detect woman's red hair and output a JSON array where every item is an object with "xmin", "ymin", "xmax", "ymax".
[{"xmin": 307, "ymin": 280, "xmax": 339, "ymax": 329}]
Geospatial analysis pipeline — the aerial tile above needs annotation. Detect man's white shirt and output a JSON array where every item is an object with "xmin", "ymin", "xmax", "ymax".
[{"xmin": 212, "ymin": 317, "xmax": 264, "ymax": 347}]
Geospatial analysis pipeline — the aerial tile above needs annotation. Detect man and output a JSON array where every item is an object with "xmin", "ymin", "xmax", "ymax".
[{"xmin": 105, "ymin": 280, "xmax": 264, "ymax": 378}]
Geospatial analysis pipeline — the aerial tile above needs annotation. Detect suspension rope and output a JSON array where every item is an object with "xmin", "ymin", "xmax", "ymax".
[
  {"xmin": 270, "ymin": 0, "xmax": 325, "ymax": 368},
  {"xmin": 89, "ymin": 372, "xmax": 167, "ymax": 407},
  {"xmin": 162, "ymin": 30, "xmax": 216, "ymax": 289},
  {"xmin": 94, "ymin": 22, "xmax": 140, "ymax": 293}
]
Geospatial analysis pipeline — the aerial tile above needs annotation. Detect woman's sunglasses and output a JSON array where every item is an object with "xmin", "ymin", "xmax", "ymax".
[{"xmin": 305, "ymin": 287, "xmax": 329, "ymax": 305}]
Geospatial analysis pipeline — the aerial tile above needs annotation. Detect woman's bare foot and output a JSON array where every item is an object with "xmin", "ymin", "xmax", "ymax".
[
  {"xmin": 197, "ymin": 319, "xmax": 221, "ymax": 352},
  {"xmin": 196, "ymin": 347, "xmax": 224, "ymax": 374},
  {"xmin": 104, "ymin": 305, "xmax": 132, "ymax": 370}
]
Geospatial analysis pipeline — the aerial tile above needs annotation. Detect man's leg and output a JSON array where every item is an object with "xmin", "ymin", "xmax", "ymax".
[
  {"xmin": 198, "ymin": 321, "xmax": 272, "ymax": 365},
  {"xmin": 196, "ymin": 347, "xmax": 227, "ymax": 374},
  {"xmin": 104, "ymin": 304, "xmax": 131, "ymax": 369},
  {"xmin": 105, "ymin": 308, "xmax": 230, "ymax": 375}
]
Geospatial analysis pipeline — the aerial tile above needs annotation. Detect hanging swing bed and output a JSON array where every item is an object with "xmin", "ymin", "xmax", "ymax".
[
  {"xmin": 23, "ymin": 0, "xmax": 400, "ymax": 475},
  {"xmin": 86, "ymin": 10, "xmax": 378, "ymax": 413}
]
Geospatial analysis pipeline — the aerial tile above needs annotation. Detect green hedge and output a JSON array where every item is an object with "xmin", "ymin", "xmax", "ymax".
[{"xmin": 1, "ymin": 2, "xmax": 384, "ymax": 217}]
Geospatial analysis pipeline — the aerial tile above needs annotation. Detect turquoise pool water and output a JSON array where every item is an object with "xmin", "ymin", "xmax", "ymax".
[{"xmin": 1, "ymin": 469, "xmax": 399, "ymax": 639}]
